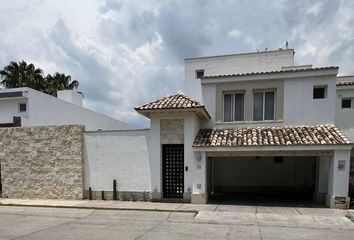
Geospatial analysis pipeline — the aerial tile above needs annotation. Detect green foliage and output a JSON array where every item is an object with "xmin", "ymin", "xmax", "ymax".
[{"xmin": 0, "ymin": 60, "xmax": 79, "ymax": 96}]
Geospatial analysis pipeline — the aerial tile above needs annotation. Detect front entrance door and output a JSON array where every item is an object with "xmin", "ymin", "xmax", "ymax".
[{"xmin": 162, "ymin": 144, "xmax": 184, "ymax": 199}]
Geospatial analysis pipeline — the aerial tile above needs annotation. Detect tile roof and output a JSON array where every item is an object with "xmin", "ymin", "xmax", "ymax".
[
  {"xmin": 202, "ymin": 67, "xmax": 338, "ymax": 79},
  {"xmin": 337, "ymin": 81, "xmax": 354, "ymax": 86},
  {"xmin": 193, "ymin": 125, "xmax": 351, "ymax": 148},
  {"xmin": 135, "ymin": 94, "xmax": 210, "ymax": 118}
]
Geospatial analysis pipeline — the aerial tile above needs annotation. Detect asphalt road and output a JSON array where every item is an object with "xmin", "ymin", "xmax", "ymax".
[{"xmin": 0, "ymin": 206, "xmax": 353, "ymax": 240}]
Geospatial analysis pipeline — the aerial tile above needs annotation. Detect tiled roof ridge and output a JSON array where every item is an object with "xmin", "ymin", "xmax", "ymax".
[
  {"xmin": 202, "ymin": 66, "xmax": 338, "ymax": 79},
  {"xmin": 134, "ymin": 93, "xmax": 205, "ymax": 110},
  {"xmin": 193, "ymin": 124, "xmax": 351, "ymax": 147},
  {"xmin": 336, "ymin": 81, "xmax": 354, "ymax": 86}
]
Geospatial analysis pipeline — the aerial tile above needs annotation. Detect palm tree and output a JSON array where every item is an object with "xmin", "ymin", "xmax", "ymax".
[
  {"xmin": 45, "ymin": 72, "xmax": 79, "ymax": 96},
  {"xmin": 0, "ymin": 61, "xmax": 79, "ymax": 96},
  {"xmin": 0, "ymin": 60, "xmax": 44, "ymax": 89}
]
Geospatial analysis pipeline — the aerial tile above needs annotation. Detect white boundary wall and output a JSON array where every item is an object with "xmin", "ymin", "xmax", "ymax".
[{"xmin": 84, "ymin": 129, "xmax": 151, "ymax": 192}]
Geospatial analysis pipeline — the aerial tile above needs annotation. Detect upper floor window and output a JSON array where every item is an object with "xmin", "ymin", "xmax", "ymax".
[
  {"xmin": 18, "ymin": 103, "xmax": 26, "ymax": 113},
  {"xmin": 342, "ymin": 98, "xmax": 352, "ymax": 109},
  {"xmin": 253, "ymin": 91, "xmax": 275, "ymax": 121},
  {"xmin": 195, "ymin": 69, "xmax": 204, "ymax": 78},
  {"xmin": 223, "ymin": 92, "xmax": 244, "ymax": 122},
  {"xmin": 313, "ymin": 85, "xmax": 327, "ymax": 99}
]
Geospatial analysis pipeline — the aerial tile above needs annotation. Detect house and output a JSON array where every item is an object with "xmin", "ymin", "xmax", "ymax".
[
  {"xmin": 0, "ymin": 49, "xmax": 352, "ymax": 209},
  {"xmin": 0, "ymin": 87, "xmax": 128, "ymax": 131},
  {"xmin": 134, "ymin": 49, "xmax": 353, "ymax": 208}
]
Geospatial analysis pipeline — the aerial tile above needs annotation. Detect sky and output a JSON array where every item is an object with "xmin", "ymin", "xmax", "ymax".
[{"xmin": 0, "ymin": 0, "xmax": 353, "ymax": 128}]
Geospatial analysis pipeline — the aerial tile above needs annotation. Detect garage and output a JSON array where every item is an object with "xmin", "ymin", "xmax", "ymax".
[{"xmin": 207, "ymin": 155, "xmax": 318, "ymax": 206}]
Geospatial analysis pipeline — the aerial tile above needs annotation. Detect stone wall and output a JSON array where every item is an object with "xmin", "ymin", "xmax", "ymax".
[
  {"xmin": 160, "ymin": 119, "xmax": 184, "ymax": 144},
  {"xmin": 0, "ymin": 125, "xmax": 84, "ymax": 200}
]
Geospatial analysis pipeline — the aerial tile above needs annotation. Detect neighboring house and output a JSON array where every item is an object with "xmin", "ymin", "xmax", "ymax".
[
  {"xmin": 135, "ymin": 49, "xmax": 353, "ymax": 208},
  {"xmin": 336, "ymin": 76, "xmax": 354, "ymax": 142},
  {"xmin": 0, "ymin": 87, "xmax": 128, "ymax": 131}
]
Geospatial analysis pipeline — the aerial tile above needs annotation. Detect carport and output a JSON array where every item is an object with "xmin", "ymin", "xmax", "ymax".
[
  {"xmin": 191, "ymin": 126, "xmax": 352, "ymax": 208},
  {"xmin": 206, "ymin": 152, "xmax": 324, "ymax": 207}
]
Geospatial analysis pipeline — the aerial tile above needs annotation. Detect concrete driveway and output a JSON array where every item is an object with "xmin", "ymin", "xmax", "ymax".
[{"xmin": 0, "ymin": 205, "xmax": 353, "ymax": 240}]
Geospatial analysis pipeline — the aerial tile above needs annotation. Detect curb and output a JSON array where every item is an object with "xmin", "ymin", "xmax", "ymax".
[{"xmin": 0, "ymin": 203, "xmax": 198, "ymax": 214}]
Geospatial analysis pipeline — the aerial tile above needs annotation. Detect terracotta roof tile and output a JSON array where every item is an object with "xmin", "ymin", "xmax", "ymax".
[
  {"xmin": 193, "ymin": 125, "xmax": 351, "ymax": 147},
  {"xmin": 202, "ymin": 67, "xmax": 338, "ymax": 79},
  {"xmin": 135, "ymin": 94, "xmax": 204, "ymax": 110},
  {"xmin": 337, "ymin": 81, "xmax": 354, "ymax": 86}
]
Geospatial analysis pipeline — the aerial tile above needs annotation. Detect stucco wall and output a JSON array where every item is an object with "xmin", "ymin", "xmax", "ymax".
[
  {"xmin": 184, "ymin": 49, "xmax": 294, "ymax": 101},
  {"xmin": 336, "ymin": 87, "xmax": 354, "ymax": 142},
  {"xmin": 0, "ymin": 125, "xmax": 84, "ymax": 199},
  {"xmin": 0, "ymin": 98, "xmax": 28, "ymax": 124},
  {"xmin": 84, "ymin": 129, "xmax": 151, "ymax": 192},
  {"xmin": 26, "ymin": 88, "xmax": 128, "ymax": 131},
  {"xmin": 283, "ymin": 76, "xmax": 336, "ymax": 125}
]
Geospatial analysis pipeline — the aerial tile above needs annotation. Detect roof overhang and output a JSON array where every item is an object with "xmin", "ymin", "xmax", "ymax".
[
  {"xmin": 193, "ymin": 144, "xmax": 352, "ymax": 153},
  {"xmin": 201, "ymin": 68, "xmax": 338, "ymax": 85},
  {"xmin": 135, "ymin": 107, "xmax": 211, "ymax": 120}
]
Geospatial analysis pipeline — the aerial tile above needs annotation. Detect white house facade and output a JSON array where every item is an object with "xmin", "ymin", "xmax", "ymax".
[
  {"xmin": 0, "ymin": 87, "xmax": 128, "ymax": 131},
  {"xmin": 132, "ymin": 49, "xmax": 353, "ymax": 208},
  {"xmin": 1, "ymin": 49, "xmax": 353, "ymax": 209}
]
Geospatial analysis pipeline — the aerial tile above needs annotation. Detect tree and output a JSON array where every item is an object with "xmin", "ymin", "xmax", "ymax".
[
  {"xmin": 0, "ymin": 60, "xmax": 44, "ymax": 89},
  {"xmin": 0, "ymin": 60, "xmax": 79, "ymax": 96},
  {"xmin": 45, "ymin": 72, "xmax": 79, "ymax": 96}
]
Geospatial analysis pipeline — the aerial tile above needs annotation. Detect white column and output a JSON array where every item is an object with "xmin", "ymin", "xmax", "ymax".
[
  {"xmin": 191, "ymin": 151, "xmax": 207, "ymax": 204},
  {"xmin": 149, "ymin": 116, "xmax": 161, "ymax": 200},
  {"xmin": 326, "ymin": 149, "xmax": 351, "ymax": 208},
  {"xmin": 314, "ymin": 156, "xmax": 329, "ymax": 201}
]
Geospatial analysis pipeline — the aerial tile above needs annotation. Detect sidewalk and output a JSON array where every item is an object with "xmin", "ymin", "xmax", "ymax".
[{"xmin": 1, "ymin": 198, "xmax": 354, "ymax": 216}]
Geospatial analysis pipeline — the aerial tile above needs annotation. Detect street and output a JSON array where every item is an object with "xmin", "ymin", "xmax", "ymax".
[{"xmin": 0, "ymin": 205, "xmax": 353, "ymax": 239}]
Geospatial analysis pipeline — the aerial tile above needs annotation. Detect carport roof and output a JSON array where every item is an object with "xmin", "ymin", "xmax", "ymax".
[{"xmin": 193, "ymin": 125, "xmax": 351, "ymax": 148}]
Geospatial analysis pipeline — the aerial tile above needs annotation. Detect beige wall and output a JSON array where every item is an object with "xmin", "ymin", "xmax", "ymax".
[
  {"xmin": 0, "ymin": 125, "xmax": 84, "ymax": 200},
  {"xmin": 215, "ymin": 80, "xmax": 284, "ymax": 122},
  {"xmin": 160, "ymin": 119, "xmax": 184, "ymax": 144}
]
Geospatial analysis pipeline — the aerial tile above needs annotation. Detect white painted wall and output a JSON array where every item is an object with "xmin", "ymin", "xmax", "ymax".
[
  {"xmin": 336, "ymin": 87, "xmax": 354, "ymax": 142},
  {"xmin": 328, "ymin": 149, "xmax": 351, "ymax": 197},
  {"xmin": 201, "ymin": 84, "xmax": 216, "ymax": 128},
  {"xmin": 283, "ymin": 76, "xmax": 336, "ymax": 125},
  {"xmin": 84, "ymin": 129, "xmax": 151, "ymax": 192},
  {"xmin": 184, "ymin": 49, "xmax": 294, "ymax": 101},
  {"xmin": 57, "ymin": 90, "xmax": 83, "ymax": 107},
  {"xmin": 212, "ymin": 156, "xmax": 315, "ymax": 189},
  {"xmin": 0, "ymin": 98, "xmax": 28, "ymax": 123},
  {"xmin": 0, "ymin": 88, "xmax": 127, "ymax": 131}
]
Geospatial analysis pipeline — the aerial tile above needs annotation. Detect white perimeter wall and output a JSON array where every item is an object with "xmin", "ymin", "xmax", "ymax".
[
  {"xmin": 26, "ymin": 88, "xmax": 127, "ymax": 131},
  {"xmin": 84, "ymin": 129, "xmax": 151, "ymax": 192},
  {"xmin": 283, "ymin": 76, "xmax": 336, "ymax": 125},
  {"xmin": 184, "ymin": 49, "xmax": 294, "ymax": 101}
]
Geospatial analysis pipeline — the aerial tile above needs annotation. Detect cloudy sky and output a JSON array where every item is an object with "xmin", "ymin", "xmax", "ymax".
[{"xmin": 0, "ymin": 0, "xmax": 353, "ymax": 128}]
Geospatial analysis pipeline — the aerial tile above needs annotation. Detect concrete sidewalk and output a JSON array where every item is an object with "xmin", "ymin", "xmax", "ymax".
[{"xmin": 0, "ymin": 198, "xmax": 353, "ymax": 217}]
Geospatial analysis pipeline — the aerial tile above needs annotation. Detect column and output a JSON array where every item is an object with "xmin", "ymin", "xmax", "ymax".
[
  {"xmin": 191, "ymin": 151, "xmax": 207, "ymax": 204},
  {"xmin": 326, "ymin": 149, "xmax": 351, "ymax": 208}
]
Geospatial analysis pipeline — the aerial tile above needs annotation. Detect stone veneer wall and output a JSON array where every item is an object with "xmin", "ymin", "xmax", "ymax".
[
  {"xmin": 160, "ymin": 119, "xmax": 184, "ymax": 144},
  {"xmin": 0, "ymin": 125, "xmax": 84, "ymax": 200}
]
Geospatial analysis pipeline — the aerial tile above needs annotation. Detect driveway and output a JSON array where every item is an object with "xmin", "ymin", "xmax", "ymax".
[{"xmin": 0, "ymin": 205, "xmax": 353, "ymax": 240}]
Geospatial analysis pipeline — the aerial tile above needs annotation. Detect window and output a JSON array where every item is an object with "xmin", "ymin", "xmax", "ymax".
[
  {"xmin": 342, "ymin": 98, "xmax": 352, "ymax": 109},
  {"xmin": 195, "ymin": 69, "xmax": 204, "ymax": 78},
  {"xmin": 313, "ymin": 85, "xmax": 327, "ymax": 99},
  {"xmin": 223, "ymin": 92, "xmax": 245, "ymax": 122},
  {"xmin": 253, "ymin": 91, "xmax": 275, "ymax": 121},
  {"xmin": 18, "ymin": 103, "xmax": 26, "ymax": 112}
]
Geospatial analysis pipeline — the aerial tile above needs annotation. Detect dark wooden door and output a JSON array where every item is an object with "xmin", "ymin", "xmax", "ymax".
[{"xmin": 162, "ymin": 144, "xmax": 184, "ymax": 199}]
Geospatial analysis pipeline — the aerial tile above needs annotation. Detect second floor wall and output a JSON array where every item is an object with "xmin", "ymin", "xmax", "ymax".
[{"xmin": 201, "ymin": 73, "xmax": 337, "ymax": 128}]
